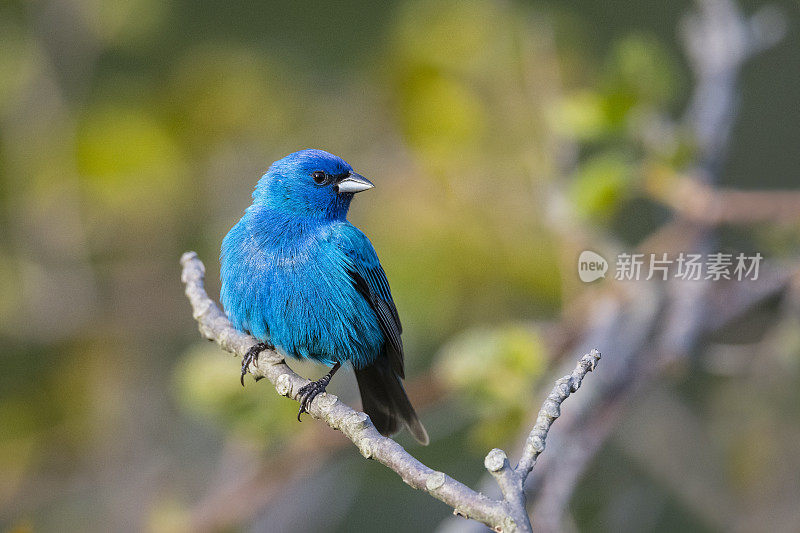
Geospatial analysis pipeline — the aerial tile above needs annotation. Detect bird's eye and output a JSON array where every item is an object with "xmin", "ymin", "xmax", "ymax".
[{"xmin": 312, "ymin": 171, "xmax": 328, "ymax": 185}]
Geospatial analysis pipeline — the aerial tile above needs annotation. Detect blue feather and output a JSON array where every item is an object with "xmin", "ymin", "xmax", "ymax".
[
  {"xmin": 220, "ymin": 149, "xmax": 427, "ymax": 443},
  {"xmin": 221, "ymin": 149, "xmax": 391, "ymax": 369}
]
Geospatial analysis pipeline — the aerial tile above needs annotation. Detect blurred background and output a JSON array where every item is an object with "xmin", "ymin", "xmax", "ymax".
[{"xmin": 2, "ymin": 0, "xmax": 800, "ymax": 531}]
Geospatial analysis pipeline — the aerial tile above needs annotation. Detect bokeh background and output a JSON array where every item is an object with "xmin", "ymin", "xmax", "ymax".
[{"xmin": 2, "ymin": 0, "xmax": 800, "ymax": 531}]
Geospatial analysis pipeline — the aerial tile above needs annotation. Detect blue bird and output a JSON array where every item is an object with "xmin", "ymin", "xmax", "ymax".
[{"xmin": 220, "ymin": 149, "xmax": 428, "ymax": 444}]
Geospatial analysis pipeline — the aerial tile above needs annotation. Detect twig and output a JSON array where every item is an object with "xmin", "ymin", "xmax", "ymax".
[
  {"xmin": 516, "ymin": 351, "xmax": 601, "ymax": 477},
  {"xmin": 647, "ymin": 175, "xmax": 800, "ymax": 226},
  {"xmin": 180, "ymin": 251, "xmax": 601, "ymax": 532},
  {"xmin": 188, "ymin": 372, "xmax": 445, "ymax": 532}
]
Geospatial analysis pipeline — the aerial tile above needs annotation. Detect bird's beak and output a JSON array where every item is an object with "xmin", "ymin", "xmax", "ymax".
[{"xmin": 336, "ymin": 172, "xmax": 374, "ymax": 194}]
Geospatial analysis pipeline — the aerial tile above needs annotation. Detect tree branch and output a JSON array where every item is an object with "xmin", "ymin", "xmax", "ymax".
[
  {"xmin": 180, "ymin": 251, "xmax": 600, "ymax": 532},
  {"xmin": 518, "ymin": 3, "xmax": 788, "ymax": 530},
  {"xmin": 647, "ymin": 175, "xmax": 800, "ymax": 227},
  {"xmin": 516, "ymin": 350, "xmax": 601, "ymax": 477}
]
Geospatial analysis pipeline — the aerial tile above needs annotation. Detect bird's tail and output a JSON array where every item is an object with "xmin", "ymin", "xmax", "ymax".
[{"xmin": 354, "ymin": 358, "xmax": 429, "ymax": 445}]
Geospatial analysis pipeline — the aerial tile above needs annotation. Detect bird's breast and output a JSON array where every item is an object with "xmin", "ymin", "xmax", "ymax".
[{"xmin": 223, "ymin": 222, "xmax": 384, "ymax": 368}]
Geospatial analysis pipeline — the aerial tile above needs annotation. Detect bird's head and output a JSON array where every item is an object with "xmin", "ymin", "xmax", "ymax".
[{"xmin": 252, "ymin": 149, "xmax": 374, "ymax": 219}]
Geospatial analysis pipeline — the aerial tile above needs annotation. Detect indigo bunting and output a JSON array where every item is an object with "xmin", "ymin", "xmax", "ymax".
[{"xmin": 220, "ymin": 149, "xmax": 428, "ymax": 444}]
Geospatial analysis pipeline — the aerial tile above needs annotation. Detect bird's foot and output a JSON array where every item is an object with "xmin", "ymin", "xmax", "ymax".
[
  {"xmin": 296, "ymin": 375, "xmax": 332, "ymax": 421},
  {"xmin": 295, "ymin": 363, "xmax": 341, "ymax": 421},
  {"xmin": 241, "ymin": 342, "xmax": 272, "ymax": 386}
]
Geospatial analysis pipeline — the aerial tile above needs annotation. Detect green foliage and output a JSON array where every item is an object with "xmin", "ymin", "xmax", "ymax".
[
  {"xmin": 173, "ymin": 344, "xmax": 301, "ymax": 449},
  {"xmin": 555, "ymin": 90, "xmax": 608, "ymax": 142},
  {"xmin": 84, "ymin": 0, "xmax": 167, "ymax": 48},
  {"xmin": 0, "ymin": 398, "xmax": 39, "ymax": 500},
  {"xmin": 556, "ymin": 33, "xmax": 683, "ymax": 229},
  {"xmin": 392, "ymin": 0, "xmax": 507, "ymax": 75},
  {"xmin": 604, "ymin": 35, "xmax": 679, "ymax": 108},
  {"xmin": 570, "ymin": 152, "xmax": 635, "ymax": 220},
  {"xmin": 0, "ymin": 20, "xmax": 38, "ymax": 116},
  {"xmin": 436, "ymin": 324, "xmax": 546, "ymax": 447},
  {"xmin": 167, "ymin": 46, "xmax": 289, "ymax": 144},
  {"xmin": 396, "ymin": 67, "xmax": 486, "ymax": 169},
  {"xmin": 75, "ymin": 104, "xmax": 187, "ymax": 218},
  {"xmin": 0, "ymin": 252, "xmax": 22, "ymax": 331}
]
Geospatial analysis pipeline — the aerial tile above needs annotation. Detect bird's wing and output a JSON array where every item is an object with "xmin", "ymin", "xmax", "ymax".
[{"xmin": 337, "ymin": 225, "xmax": 405, "ymax": 378}]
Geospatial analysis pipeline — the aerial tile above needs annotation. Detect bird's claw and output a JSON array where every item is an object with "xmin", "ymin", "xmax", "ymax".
[
  {"xmin": 240, "ymin": 342, "xmax": 271, "ymax": 386},
  {"xmin": 296, "ymin": 377, "xmax": 331, "ymax": 421}
]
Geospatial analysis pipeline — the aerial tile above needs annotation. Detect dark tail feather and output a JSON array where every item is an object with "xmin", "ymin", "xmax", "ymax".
[{"xmin": 354, "ymin": 359, "xmax": 429, "ymax": 445}]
